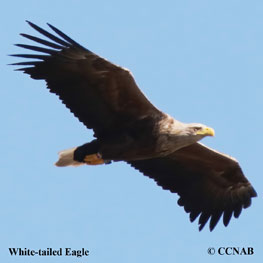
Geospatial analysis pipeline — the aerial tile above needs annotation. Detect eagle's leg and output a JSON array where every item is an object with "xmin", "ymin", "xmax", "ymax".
[
  {"xmin": 74, "ymin": 140, "xmax": 111, "ymax": 165},
  {"xmin": 83, "ymin": 153, "xmax": 104, "ymax": 165}
]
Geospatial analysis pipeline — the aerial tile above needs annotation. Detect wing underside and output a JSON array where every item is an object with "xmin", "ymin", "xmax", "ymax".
[
  {"xmin": 129, "ymin": 143, "xmax": 257, "ymax": 231},
  {"xmin": 11, "ymin": 21, "xmax": 162, "ymax": 138}
]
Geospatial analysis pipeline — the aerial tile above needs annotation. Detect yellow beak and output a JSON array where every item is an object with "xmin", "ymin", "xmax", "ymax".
[{"xmin": 196, "ymin": 126, "xmax": 215, "ymax": 137}]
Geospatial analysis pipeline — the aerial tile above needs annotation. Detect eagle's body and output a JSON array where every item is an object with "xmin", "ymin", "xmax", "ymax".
[
  {"xmin": 11, "ymin": 21, "xmax": 257, "ymax": 231},
  {"xmin": 78, "ymin": 114, "xmax": 212, "ymax": 162}
]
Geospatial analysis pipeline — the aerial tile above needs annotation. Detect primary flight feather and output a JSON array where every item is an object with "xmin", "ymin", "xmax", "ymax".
[{"xmin": 11, "ymin": 21, "xmax": 257, "ymax": 231}]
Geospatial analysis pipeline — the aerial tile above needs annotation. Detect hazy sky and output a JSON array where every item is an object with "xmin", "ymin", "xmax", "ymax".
[{"xmin": 1, "ymin": 1, "xmax": 263, "ymax": 262}]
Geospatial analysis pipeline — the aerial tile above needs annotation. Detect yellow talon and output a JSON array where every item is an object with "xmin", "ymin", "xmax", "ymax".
[{"xmin": 84, "ymin": 154, "xmax": 104, "ymax": 165}]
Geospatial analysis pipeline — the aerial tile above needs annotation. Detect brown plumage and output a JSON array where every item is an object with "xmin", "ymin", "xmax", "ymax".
[{"xmin": 11, "ymin": 21, "xmax": 257, "ymax": 231}]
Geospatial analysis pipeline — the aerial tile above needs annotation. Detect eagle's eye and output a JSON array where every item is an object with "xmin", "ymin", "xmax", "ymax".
[{"xmin": 193, "ymin": 127, "xmax": 202, "ymax": 132}]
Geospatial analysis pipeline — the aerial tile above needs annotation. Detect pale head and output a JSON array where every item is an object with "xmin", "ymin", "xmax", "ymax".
[{"xmin": 184, "ymin": 123, "xmax": 215, "ymax": 140}]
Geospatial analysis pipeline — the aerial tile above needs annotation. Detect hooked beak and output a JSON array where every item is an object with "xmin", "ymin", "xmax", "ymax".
[{"xmin": 196, "ymin": 126, "xmax": 215, "ymax": 137}]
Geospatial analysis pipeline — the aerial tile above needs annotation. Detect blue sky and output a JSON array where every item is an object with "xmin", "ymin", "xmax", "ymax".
[{"xmin": 1, "ymin": 0, "xmax": 263, "ymax": 262}]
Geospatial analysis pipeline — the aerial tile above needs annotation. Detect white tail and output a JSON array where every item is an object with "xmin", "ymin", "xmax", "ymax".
[{"xmin": 55, "ymin": 147, "xmax": 84, "ymax": 167}]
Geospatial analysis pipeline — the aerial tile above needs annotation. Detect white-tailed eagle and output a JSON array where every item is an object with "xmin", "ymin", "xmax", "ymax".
[{"xmin": 11, "ymin": 21, "xmax": 257, "ymax": 231}]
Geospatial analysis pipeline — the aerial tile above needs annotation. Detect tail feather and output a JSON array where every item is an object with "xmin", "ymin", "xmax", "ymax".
[{"xmin": 55, "ymin": 147, "xmax": 84, "ymax": 167}]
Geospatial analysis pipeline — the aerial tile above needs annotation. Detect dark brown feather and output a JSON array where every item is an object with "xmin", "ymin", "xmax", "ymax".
[
  {"xmin": 11, "ymin": 21, "xmax": 162, "ymax": 138},
  {"xmin": 129, "ymin": 143, "xmax": 257, "ymax": 231}
]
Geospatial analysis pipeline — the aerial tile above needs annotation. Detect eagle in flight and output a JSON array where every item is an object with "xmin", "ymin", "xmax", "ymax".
[{"xmin": 11, "ymin": 21, "xmax": 257, "ymax": 231}]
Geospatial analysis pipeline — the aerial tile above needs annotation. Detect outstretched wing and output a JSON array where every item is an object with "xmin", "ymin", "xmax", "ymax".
[
  {"xmin": 11, "ymin": 21, "xmax": 162, "ymax": 138},
  {"xmin": 129, "ymin": 142, "xmax": 257, "ymax": 231}
]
